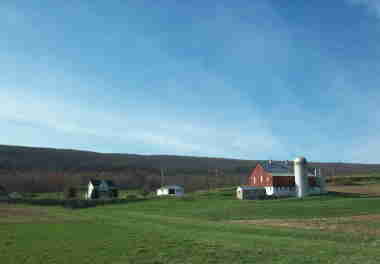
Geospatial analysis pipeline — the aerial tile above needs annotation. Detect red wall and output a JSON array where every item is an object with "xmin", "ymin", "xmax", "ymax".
[
  {"xmin": 272, "ymin": 176, "xmax": 295, "ymax": 187},
  {"xmin": 248, "ymin": 164, "xmax": 273, "ymax": 187}
]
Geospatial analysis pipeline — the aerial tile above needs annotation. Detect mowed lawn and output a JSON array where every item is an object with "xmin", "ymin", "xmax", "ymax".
[{"xmin": 1, "ymin": 189, "xmax": 380, "ymax": 264}]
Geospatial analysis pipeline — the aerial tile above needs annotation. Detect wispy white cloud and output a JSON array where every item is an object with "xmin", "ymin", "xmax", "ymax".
[
  {"xmin": 0, "ymin": 85, "xmax": 285, "ymax": 159},
  {"xmin": 349, "ymin": 136, "xmax": 380, "ymax": 163},
  {"xmin": 347, "ymin": 0, "xmax": 380, "ymax": 18},
  {"xmin": 0, "ymin": 1, "xmax": 290, "ymax": 160},
  {"xmin": 0, "ymin": 4, "xmax": 27, "ymax": 26},
  {"xmin": 322, "ymin": 69, "xmax": 380, "ymax": 163},
  {"xmin": 4, "ymin": 1, "xmax": 380, "ymax": 163}
]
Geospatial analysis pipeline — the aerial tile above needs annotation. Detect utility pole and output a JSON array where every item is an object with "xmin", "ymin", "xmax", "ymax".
[
  {"xmin": 183, "ymin": 174, "xmax": 186, "ymax": 189},
  {"xmin": 206, "ymin": 169, "xmax": 210, "ymax": 190},
  {"xmin": 160, "ymin": 168, "xmax": 165, "ymax": 187},
  {"xmin": 215, "ymin": 168, "xmax": 219, "ymax": 188}
]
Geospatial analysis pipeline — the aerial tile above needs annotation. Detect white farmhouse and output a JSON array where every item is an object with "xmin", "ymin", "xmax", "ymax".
[
  {"xmin": 86, "ymin": 179, "xmax": 118, "ymax": 199},
  {"xmin": 156, "ymin": 185, "xmax": 184, "ymax": 197}
]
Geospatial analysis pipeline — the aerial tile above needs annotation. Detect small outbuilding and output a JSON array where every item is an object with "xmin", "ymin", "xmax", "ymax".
[
  {"xmin": 8, "ymin": 192, "xmax": 23, "ymax": 199},
  {"xmin": 236, "ymin": 186, "xmax": 266, "ymax": 200},
  {"xmin": 86, "ymin": 179, "xmax": 118, "ymax": 200},
  {"xmin": 156, "ymin": 185, "xmax": 184, "ymax": 197}
]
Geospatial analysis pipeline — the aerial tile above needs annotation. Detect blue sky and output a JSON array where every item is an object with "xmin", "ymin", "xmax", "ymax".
[{"xmin": 1, "ymin": 0, "xmax": 380, "ymax": 163}]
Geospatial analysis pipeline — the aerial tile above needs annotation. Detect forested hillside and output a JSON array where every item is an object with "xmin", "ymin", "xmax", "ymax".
[{"xmin": 1, "ymin": 144, "xmax": 380, "ymax": 193}]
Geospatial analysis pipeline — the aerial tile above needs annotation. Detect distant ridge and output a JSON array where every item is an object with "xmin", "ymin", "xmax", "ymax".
[
  {"xmin": 0, "ymin": 144, "xmax": 260, "ymax": 171},
  {"xmin": 2, "ymin": 144, "xmax": 380, "ymax": 193},
  {"xmin": 1, "ymin": 144, "xmax": 379, "ymax": 172}
]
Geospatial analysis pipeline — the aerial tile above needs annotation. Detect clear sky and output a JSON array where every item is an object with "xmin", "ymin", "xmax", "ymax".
[{"xmin": 1, "ymin": 0, "xmax": 380, "ymax": 163}]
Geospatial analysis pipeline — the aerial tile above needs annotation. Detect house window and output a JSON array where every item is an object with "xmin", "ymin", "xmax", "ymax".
[
  {"xmin": 253, "ymin": 177, "xmax": 256, "ymax": 184},
  {"xmin": 169, "ymin": 189, "xmax": 175, "ymax": 195},
  {"xmin": 260, "ymin": 176, "xmax": 263, "ymax": 182},
  {"xmin": 92, "ymin": 190, "xmax": 99, "ymax": 199}
]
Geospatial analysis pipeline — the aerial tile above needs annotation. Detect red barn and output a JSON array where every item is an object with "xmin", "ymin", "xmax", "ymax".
[{"xmin": 248, "ymin": 161, "xmax": 318, "ymax": 197}]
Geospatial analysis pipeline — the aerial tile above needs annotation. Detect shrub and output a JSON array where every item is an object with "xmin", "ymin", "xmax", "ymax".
[
  {"xmin": 140, "ymin": 185, "xmax": 152, "ymax": 198},
  {"xmin": 64, "ymin": 186, "xmax": 78, "ymax": 199},
  {"xmin": 125, "ymin": 194, "xmax": 138, "ymax": 200},
  {"xmin": 23, "ymin": 193, "xmax": 38, "ymax": 199},
  {"xmin": 140, "ymin": 189, "xmax": 150, "ymax": 197},
  {"xmin": 111, "ymin": 189, "xmax": 119, "ymax": 198},
  {"xmin": 63, "ymin": 200, "xmax": 97, "ymax": 209}
]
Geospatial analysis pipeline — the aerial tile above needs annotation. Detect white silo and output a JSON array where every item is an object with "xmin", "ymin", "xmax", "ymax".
[{"xmin": 294, "ymin": 157, "xmax": 308, "ymax": 198}]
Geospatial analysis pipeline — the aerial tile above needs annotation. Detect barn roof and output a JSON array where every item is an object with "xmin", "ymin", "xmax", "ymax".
[
  {"xmin": 261, "ymin": 162, "xmax": 292, "ymax": 175},
  {"xmin": 237, "ymin": 186, "xmax": 266, "ymax": 190},
  {"xmin": 260, "ymin": 161, "xmax": 315, "ymax": 176}
]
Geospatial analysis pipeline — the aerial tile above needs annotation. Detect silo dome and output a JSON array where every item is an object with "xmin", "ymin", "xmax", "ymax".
[{"xmin": 294, "ymin": 157, "xmax": 307, "ymax": 164}]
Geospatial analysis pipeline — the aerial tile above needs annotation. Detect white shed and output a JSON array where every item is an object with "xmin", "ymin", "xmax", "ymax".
[
  {"xmin": 156, "ymin": 185, "xmax": 184, "ymax": 197},
  {"xmin": 236, "ymin": 186, "xmax": 266, "ymax": 200},
  {"xmin": 8, "ymin": 192, "xmax": 23, "ymax": 199}
]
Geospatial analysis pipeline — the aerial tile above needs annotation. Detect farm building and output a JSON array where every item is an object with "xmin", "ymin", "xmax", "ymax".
[
  {"xmin": 8, "ymin": 192, "xmax": 23, "ymax": 199},
  {"xmin": 86, "ymin": 179, "xmax": 118, "ymax": 200},
  {"xmin": 236, "ymin": 186, "xmax": 266, "ymax": 200},
  {"xmin": 248, "ymin": 159, "xmax": 325, "ymax": 197},
  {"xmin": 156, "ymin": 185, "xmax": 184, "ymax": 197}
]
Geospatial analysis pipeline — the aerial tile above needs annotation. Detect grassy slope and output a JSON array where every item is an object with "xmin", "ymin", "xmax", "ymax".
[{"xmin": 2, "ymin": 189, "xmax": 380, "ymax": 264}]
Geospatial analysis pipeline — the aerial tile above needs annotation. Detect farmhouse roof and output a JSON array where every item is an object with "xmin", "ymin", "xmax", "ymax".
[
  {"xmin": 89, "ymin": 179, "xmax": 117, "ymax": 188},
  {"xmin": 105, "ymin": 180, "xmax": 116, "ymax": 187},
  {"xmin": 89, "ymin": 179, "xmax": 101, "ymax": 186}
]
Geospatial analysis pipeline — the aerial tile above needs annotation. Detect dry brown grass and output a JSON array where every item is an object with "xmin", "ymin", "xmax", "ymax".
[
  {"xmin": 0, "ymin": 204, "xmax": 48, "ymax": 216},
  {"xmin": 327, "ymin": 184, "xmax": 380, "ymax": 196},
  {"xmin": 0, "ymin": 204, "xmax": 54, "ymax": 223},
  {"xmin": 0, "ymin": 204, "xmax": 82, "ymax": 224},
  {"xmin": 231, "ymin": 214, "xmax": 380, "ymax": 236}
]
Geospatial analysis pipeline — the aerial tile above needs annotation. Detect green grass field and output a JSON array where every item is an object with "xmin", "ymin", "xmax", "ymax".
[{"xmin": 1, "ymin": 188, "xmax": 380, "ymax": 264}]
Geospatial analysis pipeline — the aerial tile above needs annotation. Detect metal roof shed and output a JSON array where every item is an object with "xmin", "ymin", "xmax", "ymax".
[
  {"xmin": 236, "ymin": 186, "xmax": 266, "ymax": 200},
  {"xmin": 156, "ymin": 185, "xmax": 184, "ymax": 197}
]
